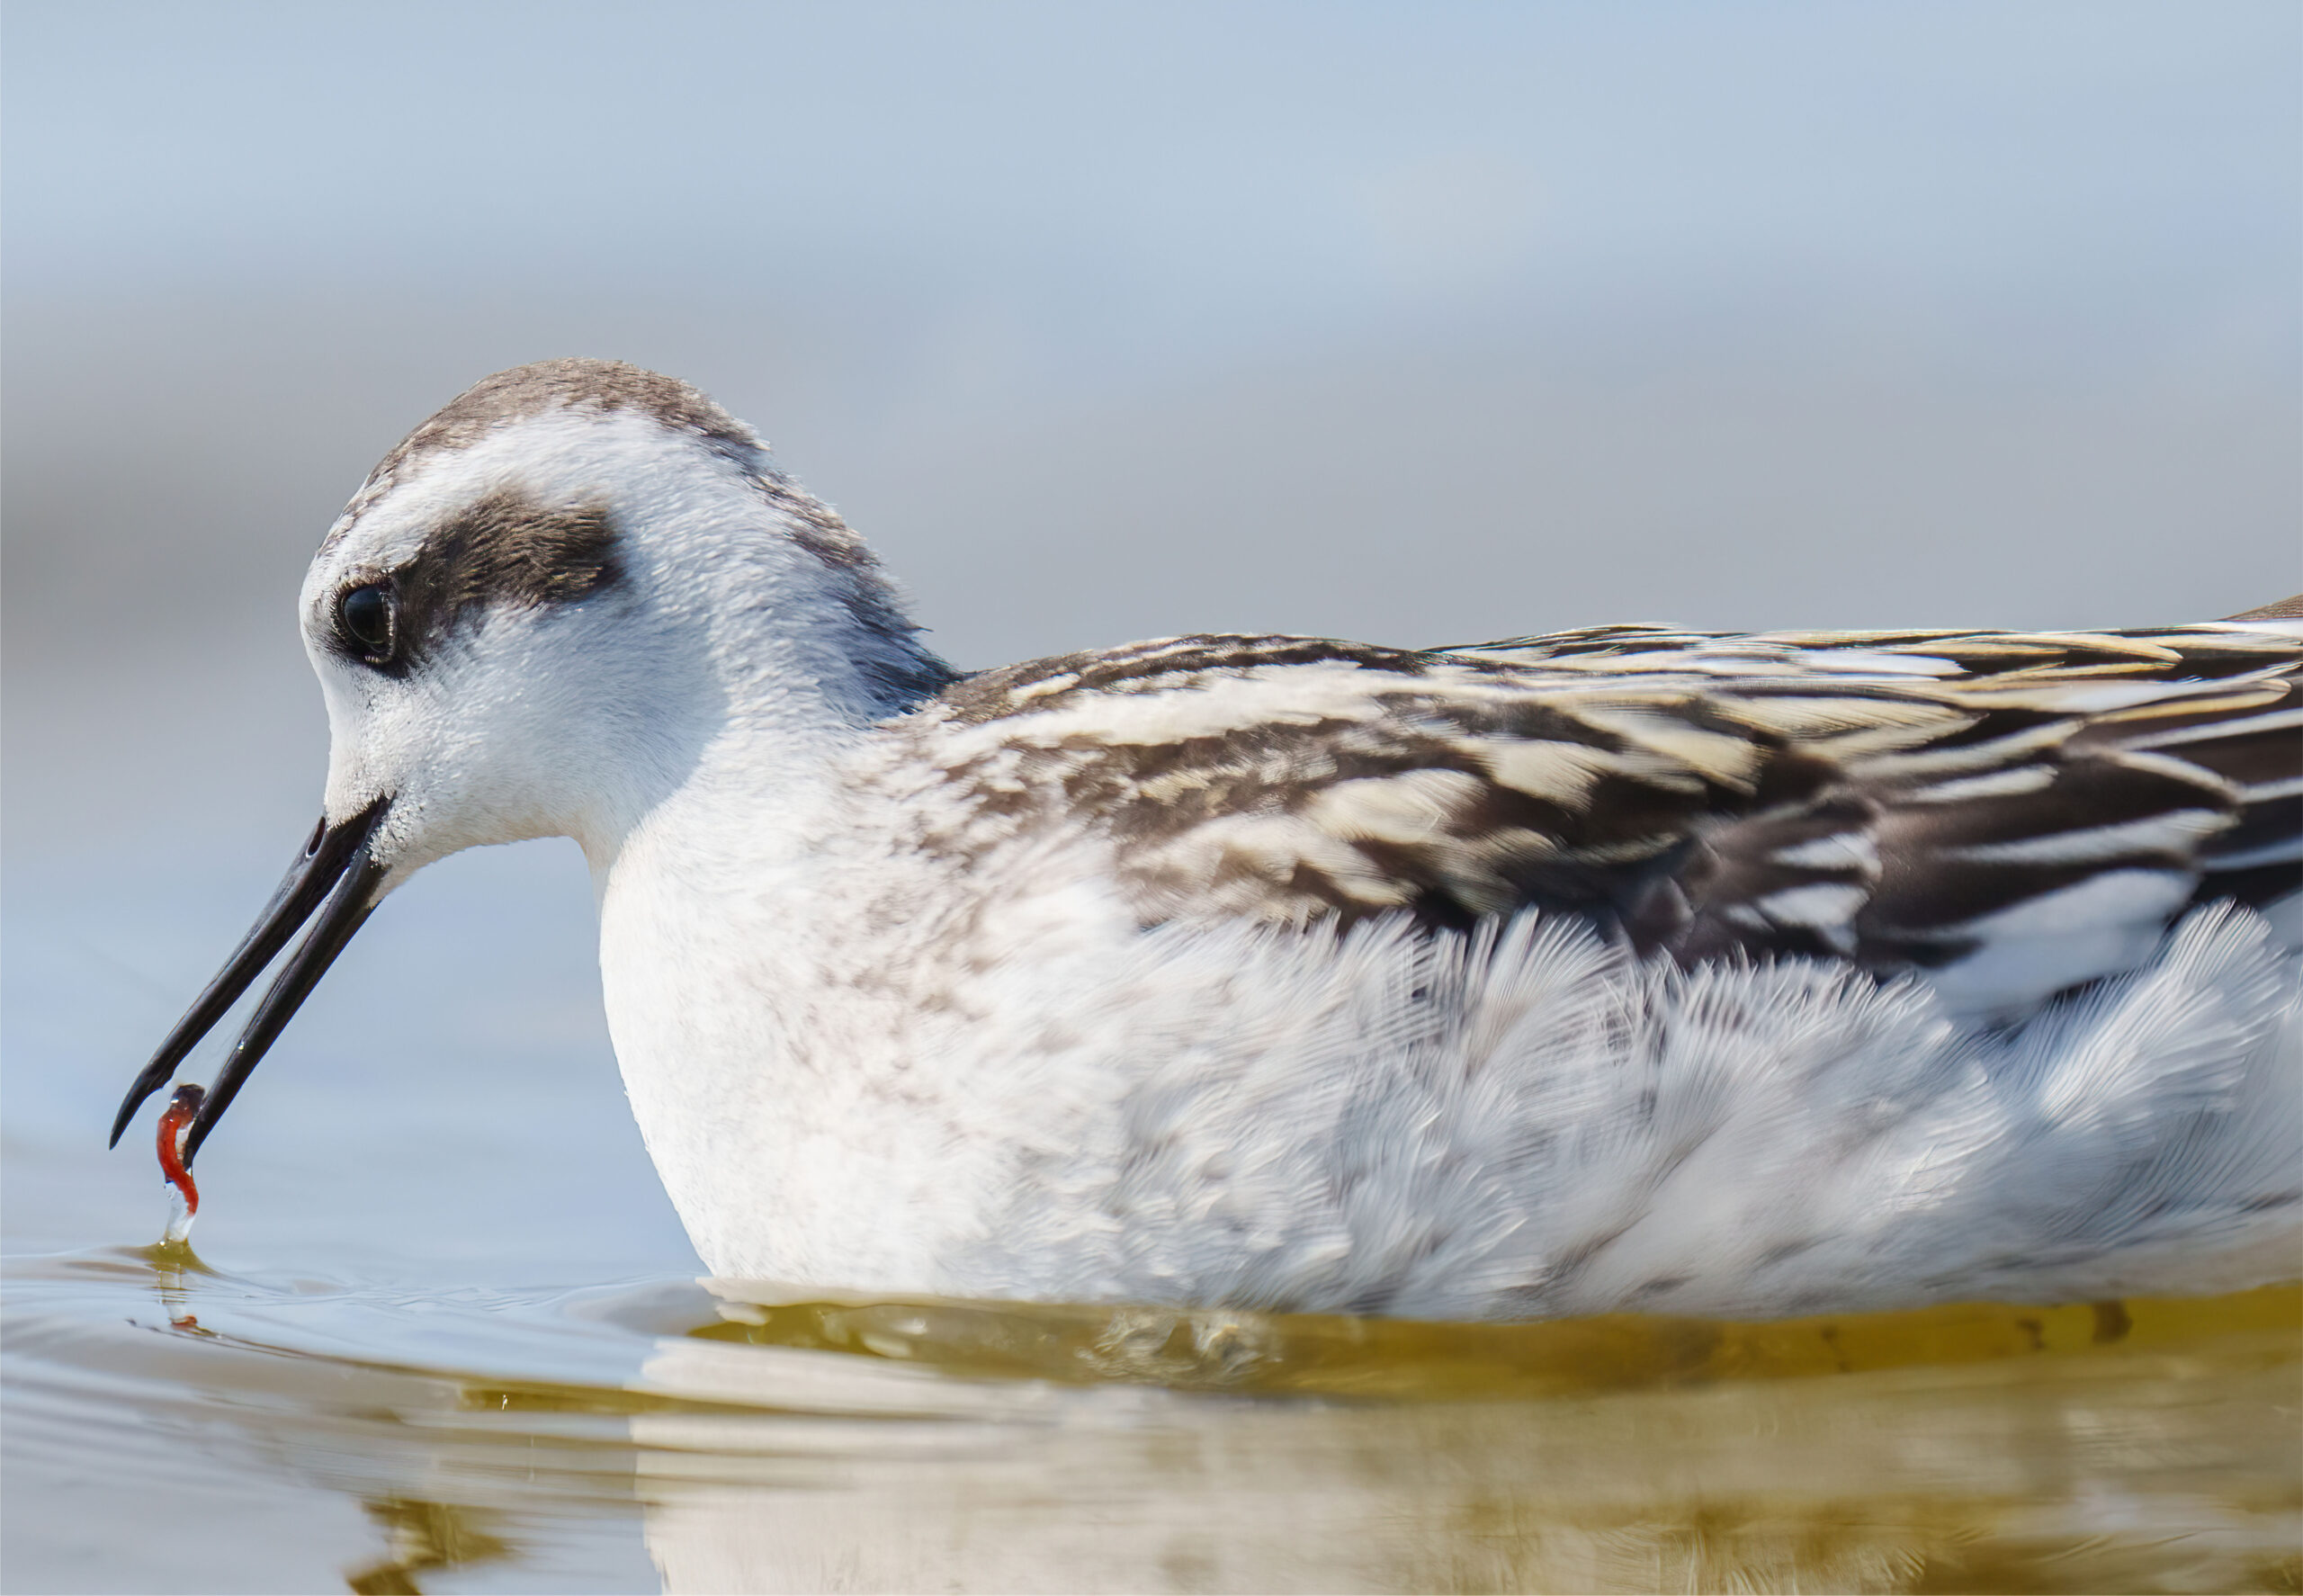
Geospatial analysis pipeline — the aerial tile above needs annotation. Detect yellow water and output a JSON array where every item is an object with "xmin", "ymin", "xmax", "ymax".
[
  {"xmin": 8, "ymin": 1241, "xmax": 2296, "ymax": 1593},
  {"xmin": 694, "ymin": 1277, "xmax": 2303, "ymax": 1399}
]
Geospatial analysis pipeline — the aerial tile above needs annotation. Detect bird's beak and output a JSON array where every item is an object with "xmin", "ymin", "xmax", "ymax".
[{"xmin": 110, "ymin": 795, "xmax": 390, "ymax": 1166}]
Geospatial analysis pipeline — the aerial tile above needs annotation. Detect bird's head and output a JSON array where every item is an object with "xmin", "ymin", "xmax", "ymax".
[{"xmin": 112, "ymin": 359, "xmax": 947, "ymax": 1164}]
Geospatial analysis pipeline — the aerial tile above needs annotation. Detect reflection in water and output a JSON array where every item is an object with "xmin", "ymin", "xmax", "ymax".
[
  {"xmin": 345, "ymin": 1499, "xmax": 511, "ymax": 1595},
  {"xmin": 1, "ymin": 1245, "xmax": 2295, "ymax": 1594},
  {"xmin": 639, "ymin": 1285, "xmax": 2303, "ymax": 1593},
  {"xmin": 688, "ymin": 1283, "xmax": 2293, "ymax": 1396},
  {"xmin": 144, "ymin": 1237, "xmax": 216, "ymax": 1334}
]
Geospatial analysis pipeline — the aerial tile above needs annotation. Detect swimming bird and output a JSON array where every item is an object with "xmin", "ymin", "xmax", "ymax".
[{"xmin": 112, "ymin": 360, "xmax": 2302, "ymax": 1321}]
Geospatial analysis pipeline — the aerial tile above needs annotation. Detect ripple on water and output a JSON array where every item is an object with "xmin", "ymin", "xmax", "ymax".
[{"xmin": 3, "ymin": 1244, "xmax": 2298, "ymax": 1593}]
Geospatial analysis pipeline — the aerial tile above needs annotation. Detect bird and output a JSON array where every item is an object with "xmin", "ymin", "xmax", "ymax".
[{"xmin": 111, "ymin": 359, "xmax": 2302, "ymax": 1323}]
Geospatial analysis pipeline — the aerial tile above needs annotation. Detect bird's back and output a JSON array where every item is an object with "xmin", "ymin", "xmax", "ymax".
[{"xmin": 900, "ymin": 615, "xmax": 2302, "ymax": 1021}]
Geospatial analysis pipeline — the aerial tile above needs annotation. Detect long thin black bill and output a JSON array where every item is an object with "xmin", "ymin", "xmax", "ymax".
[
  {"xmin": 182, "ymin": 847, "xmax": 386, "ymax": 1167},
  {"xmin": 110, "ymin": 797, "xmax": 390, "ymax": 1150}
]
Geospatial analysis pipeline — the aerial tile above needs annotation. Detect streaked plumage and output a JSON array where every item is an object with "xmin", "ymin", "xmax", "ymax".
[
  {"xmin": 116, "ymin": 361, "xmax": 2302, "ymax": 1321},
  {"xmin": 905, "ymin": 623, "xmax": 2299, "ymax": 1021}
]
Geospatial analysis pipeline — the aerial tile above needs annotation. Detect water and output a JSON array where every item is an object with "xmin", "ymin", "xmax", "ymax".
[
  {"xmin": 5, "ymin": 816, "xmax": 2299, "ymax": 1593},
  {"xmin": 8, "ymin": 1245, "xmax": 2298, "ymax": 1594}
]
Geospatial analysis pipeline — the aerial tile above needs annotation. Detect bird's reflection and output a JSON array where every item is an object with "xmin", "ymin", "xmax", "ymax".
[
  {"xmin": 93, "ymin": 1246, "xmax": 2303, "ymax": 1593},
  {"xmin": 622, "ymin": 1284, "xmax": 2302, "ymax": 1593},
  {"xmin": 140, "ymin": 1237, "xmax": 215, "ymax": 1334},
  {"xmin": 343, "ymin": 1498, "xmax": 511, "ymax": 1595}
]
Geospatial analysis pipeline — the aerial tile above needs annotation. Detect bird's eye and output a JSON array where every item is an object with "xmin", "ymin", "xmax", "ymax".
[{"xmin": 337, "ymin": 583, "xmax": 396, "ymax": 660}]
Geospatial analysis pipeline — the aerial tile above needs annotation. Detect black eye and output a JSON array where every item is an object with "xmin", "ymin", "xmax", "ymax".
[{"xmin": 337, "ymin": 583, "xmax": 396, "ymax": 660}]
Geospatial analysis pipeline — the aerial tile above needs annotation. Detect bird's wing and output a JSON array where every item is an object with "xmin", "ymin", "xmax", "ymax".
[{"xmin": 907, "ymin": 624, "xmax": 2300, "ymax": 1018}]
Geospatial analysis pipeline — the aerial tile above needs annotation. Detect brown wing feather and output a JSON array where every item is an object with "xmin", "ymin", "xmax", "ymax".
[{"xmin": 911, "ymin": 623, "xmax": 2301, "ymax": 1012}]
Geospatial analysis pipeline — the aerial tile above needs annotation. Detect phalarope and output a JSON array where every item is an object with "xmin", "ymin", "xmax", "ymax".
[{"xmin": 112, "ymin": 361, "xmax": 2301, "ymax": 1320}]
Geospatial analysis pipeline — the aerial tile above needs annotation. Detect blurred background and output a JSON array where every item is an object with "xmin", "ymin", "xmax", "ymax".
[
  {"xmin": 6, "ymin": 0, "xmax": 2300, "ymax": 1292},
  {"xmin": 4, "ymin": 6, "xmax": 2298, "ymax": 1589}
]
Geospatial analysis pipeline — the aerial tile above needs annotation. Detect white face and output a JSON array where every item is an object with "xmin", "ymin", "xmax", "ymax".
[{"xmin": 298, "ymin": 407, "xmax": 754, "ymax": 884}]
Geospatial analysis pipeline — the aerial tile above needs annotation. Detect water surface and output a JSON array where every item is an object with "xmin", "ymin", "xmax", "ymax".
[{"xmin": 7, "ymin": 1241, "xmax": 2298, "ymax": 1593}]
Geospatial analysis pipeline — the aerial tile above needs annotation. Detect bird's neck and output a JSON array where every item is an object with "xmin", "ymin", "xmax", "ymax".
[{"xmin": 570, "ymin": 528, "xmax": 951, "ymax": 874}]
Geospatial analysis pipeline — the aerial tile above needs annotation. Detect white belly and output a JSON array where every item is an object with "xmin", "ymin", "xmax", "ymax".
[{"xmin": 594, "ymin": 815, "xmax": 2303, "ymax": 1321}]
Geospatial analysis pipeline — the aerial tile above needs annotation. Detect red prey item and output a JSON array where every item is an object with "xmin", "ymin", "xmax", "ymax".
[{"xmin": 156, "ymin": 1083, "xmax": 205, "ymax": 1220}]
